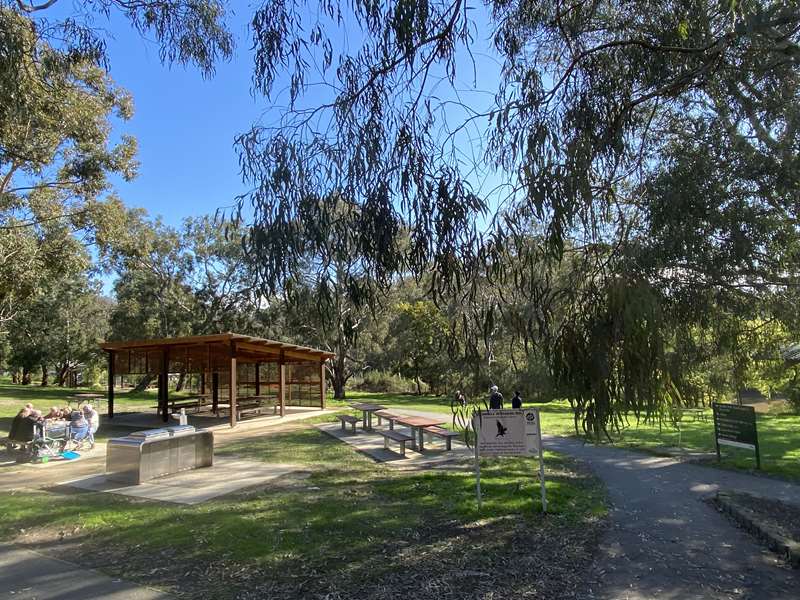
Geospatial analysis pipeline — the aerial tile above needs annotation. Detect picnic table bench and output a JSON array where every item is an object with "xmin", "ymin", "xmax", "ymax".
[
  {"xmin": 423, "ymin": 425, "xmax": 460, "ymax": 450},
  {"xmin": 680, "ymin": 408, "xmax": 709, "ymax": 422},
  {"xmin": 170, "ymin": 399, "xmax": 205, "ymax": 413},
  {"xmin": 336, "ymin": 414, "xmax": 360, "ymax": 433},
  {"xmin": 375, "ymin": 410, "xmax": 400, "ymax": 429},
  {"xmin": 379, "ymin": 429, "xmax": 413, "ymax": 457},
  {"xmin": 349, "ymin": 403, "xmax": 385, "ymax": 430}
]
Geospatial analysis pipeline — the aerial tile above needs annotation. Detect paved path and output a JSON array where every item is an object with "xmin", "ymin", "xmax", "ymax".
[
  {"xmin": 545, "ymin": 436, "xmax": 800, "ymax": 599},
  {"xmin": 0, "ymin": 544, "xmax": 169, "ymax": 599}
]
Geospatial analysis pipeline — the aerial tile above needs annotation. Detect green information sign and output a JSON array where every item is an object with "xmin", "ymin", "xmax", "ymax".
[{"xmin": 712, "ymin": 402, "xmax": 760, "ymax": 469}]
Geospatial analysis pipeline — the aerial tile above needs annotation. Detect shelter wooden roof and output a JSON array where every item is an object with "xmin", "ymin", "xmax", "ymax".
[{"xmin": 100, "ymin": 332, "xmax": 334, "ymax": 363}]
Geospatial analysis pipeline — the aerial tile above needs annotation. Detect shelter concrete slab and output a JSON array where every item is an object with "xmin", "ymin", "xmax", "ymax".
[
  {"xmin": 316, "ymin": 420, "xmax": 471, "ymax": 470},
  {"xmin": 0, "ymin": 543, "xmax": 169, "ymax": 599},
  {"xmin": 108, "ymin": 407, "xmax": 333, "ymax": 431},
  {"xmin": 61, "ymin": 457, "xmax": 303, "ymax": 505}
]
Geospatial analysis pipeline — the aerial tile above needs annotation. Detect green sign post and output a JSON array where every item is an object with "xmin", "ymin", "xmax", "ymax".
[{"xmin": 712, "ymin": 402, "xmax": 760, "ymax": 469}]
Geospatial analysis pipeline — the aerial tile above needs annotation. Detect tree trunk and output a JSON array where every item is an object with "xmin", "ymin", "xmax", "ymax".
[
  {"xmin": 133, "ymin": 374, "xmax": 156, "ymax": 393},
  {"xmin": 22, "ymin": 367, "xmax": 31, "ymax": 385},
  {"xmin": 11, "ymin": 370, "xmax": 18, "ymax": 384},
  {"xmin": 40, "ymin": 364, "xmax": 48, "ymax": 386},
  {"xmin": 57, "ymin": 363, "xmax": 69, "ymax": 387},
  {"xmin": 175, "ymin": 370, "xmax": 187, "ymax": 392},
  {"xmin": 415, "ymin": 374, "xmax": 422, "ymax": 396}
]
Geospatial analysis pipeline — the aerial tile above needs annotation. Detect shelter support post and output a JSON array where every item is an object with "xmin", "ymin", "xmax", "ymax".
[
  {"xmin": 278, "ymin": 360, "xmax": 286, "ymax": 417},
  {"xmin": 212, "ymin": 373, "xmax": 219, "ymax": 414},
  {"xmin": 255, "ymin": 363, "xmax": 261, "ymax": 397},
  {"xmin": 107, "ymin": 351, "xmax": 115, "ymax": 419},
  {"xmin": 229, "ymin": 344, "xmax": 237, "ymax": 428},
  {"xmin": 200, "ymin": 372, "xmax": 206, "ymax": 395},
  {"xmin": 160, "ymin": 348, "xmax": 169, "ymax": 423},
  {"xmin": 319, "ymin": 361, "xmax": 326, "ymax": 410}
]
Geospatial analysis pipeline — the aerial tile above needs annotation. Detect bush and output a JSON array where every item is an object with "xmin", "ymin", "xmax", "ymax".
[
  {"xmin": 785, "ymin": 383, "xmax": 800, "ymax": 414},
  {"xmin": 351, "ymin": 370, "xmax": 428, "ymax": 395}
]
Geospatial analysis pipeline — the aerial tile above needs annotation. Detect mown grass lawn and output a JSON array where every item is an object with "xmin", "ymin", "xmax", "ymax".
[
  {"xmin": 1, "ymin": 425, "xmax": 606, "ymax": 599},
  {"xmin": 341, "ymin": 391, "xmax": 800, "ymax": 481}
]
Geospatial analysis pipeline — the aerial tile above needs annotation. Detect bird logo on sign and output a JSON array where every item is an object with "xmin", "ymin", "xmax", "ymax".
[{"xmin": 496, "ymin": 420, "xmax": 508, "ymax": 437}]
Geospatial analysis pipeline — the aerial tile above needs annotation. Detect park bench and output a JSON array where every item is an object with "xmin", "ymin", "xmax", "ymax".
[
  {"xmin": 336, "ymin": 414, "xmax": 360, "ymax": 433},
  {"xmin": 238, "ymin": 406, "xmax": 265, "ymax": 419},
  {"xmin": 375, "ymin": 410, "xmax": 400, "ymax": 430},
  {"xmin": 423, "ymin": 425, "xmax": 460, "ymax": 450},
  {"xmin": 680, "ymin": 408, "xmax": 708, "ymax": 422},
  {"xmin": 379, "ymin": 430, "xmax": 413, "ymax": 457},
  {"xmin": 170, "ymin": 400, "xmax": 204, "ymax": 413}
]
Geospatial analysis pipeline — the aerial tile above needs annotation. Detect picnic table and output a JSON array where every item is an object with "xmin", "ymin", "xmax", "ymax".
[
  {"xmin": 68, "ymin": 393, "xmax": 104, "ymax": 407},
  {"xmin": 393, "ymin": 415, "xmax": 448, "ymax": 451},
  {"xmin": 349, "ymin": 402, "xmax": 386, "ymax": 430}
]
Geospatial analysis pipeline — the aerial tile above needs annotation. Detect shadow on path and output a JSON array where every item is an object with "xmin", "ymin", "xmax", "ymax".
[
  {"xmin": 545, "ymin": 436, "xmax": 800, "ymax": 599},
  {"xmin": 0, "ymin": 543, "xmax": 169, "ymax": 599}
]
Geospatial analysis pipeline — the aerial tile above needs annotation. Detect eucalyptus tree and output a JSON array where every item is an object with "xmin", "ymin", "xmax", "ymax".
[
  {"xmin": 7, "ymin": 274, "xmax": 109, "ymax": 386},
  {"xmin": 1, "ymin": 0, "xmax": 234, "ymax": 326},
  {"xmin": 184, "ymin": 216, "xmax": 261, "ymax": 333},
  {"xmin": 388, "ymin": 300, "xmax": 450, "ymax": 395},
  {"xmin": 232, "ymin": 0, "xmax": 800, "ymax": 438}
]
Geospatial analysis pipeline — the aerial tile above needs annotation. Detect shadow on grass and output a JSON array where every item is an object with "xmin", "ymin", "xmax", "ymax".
[{"xmin": 1, "ymin": 425, "xmax": 606, "ymax": 599}]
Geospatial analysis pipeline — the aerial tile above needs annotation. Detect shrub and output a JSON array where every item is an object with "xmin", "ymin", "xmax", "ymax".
[{"xmin": 351, "ymin": 370, "xmax": 428, "ymax": 395}]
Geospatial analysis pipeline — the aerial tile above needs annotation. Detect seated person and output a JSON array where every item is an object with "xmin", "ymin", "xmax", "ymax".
[
  {"xmin": 43, "ymin": 406, "xmax": 62, "ymax": 420},
  {"xmin": 9, "ymin": 407, "xmax": 31, "ymax": 441},
  {"xmin": 82, "ymin": 404, "xmax": 99, "ymax": 446},
  {"xmin": 10, "ymin": 409, "xmax": 39, "ymax": 443},
  {"xmin": 69, "ymin": 410, "xmax": 90, "ymax": 443}
]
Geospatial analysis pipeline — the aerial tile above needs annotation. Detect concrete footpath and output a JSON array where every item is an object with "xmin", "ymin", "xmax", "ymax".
[
  {"xmin": 0, "ymin": 544, "xmax": 169, "ymax": 599},
  {"xmin": 545, "ymin": 436, "xmax": 800, "ymax": 599}
]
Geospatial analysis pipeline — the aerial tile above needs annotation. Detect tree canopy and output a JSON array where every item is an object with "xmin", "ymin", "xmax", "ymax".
[{"xmin": 233, "ymin": 0, "xmax": 800, "ymax": 437}]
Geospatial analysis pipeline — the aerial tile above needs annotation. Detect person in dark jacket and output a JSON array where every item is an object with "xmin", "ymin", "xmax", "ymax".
[
  {"xmin": 11, "ymin": 409, "xmax": 38, "ymax": 442},
  {"xmin": 9, "ymin": 407, "xmax": 31, "ymax": 440},
  {"xmin": 488, "ymin": 385, "xmax": 504, "ymax": 409},
  {"xmin": 511, "ymin": 390, "xmax": 523, "ymax": 409}
]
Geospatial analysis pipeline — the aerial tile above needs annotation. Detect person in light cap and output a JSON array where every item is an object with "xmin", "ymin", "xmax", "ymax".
[
  {"xmin": 488, "ymin": 385, "xmax": 504, "ymax": 409},
  {"xmin": 82, "ymin": 404, "xmax": 100, "ymax": 448}
]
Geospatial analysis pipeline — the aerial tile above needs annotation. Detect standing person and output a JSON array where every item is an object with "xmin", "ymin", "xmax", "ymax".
[
  {"xmin": 488, "ymin": 385, "xmax": 504, "ymax": 409},
  {"xmin": 511, "ymin": 390, "xmax": 523, "ymax": 409},
  {"xmin": 82, "ymin": 404, "xmax": 99, "ymax": 448}
]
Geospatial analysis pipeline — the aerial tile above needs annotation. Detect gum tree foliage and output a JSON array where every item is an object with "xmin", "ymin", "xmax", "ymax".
[
  {"xmin": 0, "ymin": 0, "xmax": 233, "ymax": 329},
  {"xmin": 267, "ymin": 194, "xmax": 382, "ymax": 399},
  {"xmin": 8, "ymin": 274, "xmax": 110, "ymax": 386},
  {"xmin": 388, "ymin": 300, "xmax": 449, "ymax": 395},
  {"xmin": 235, "ymin": 1, "xmax": 800, "ymax": 439}
]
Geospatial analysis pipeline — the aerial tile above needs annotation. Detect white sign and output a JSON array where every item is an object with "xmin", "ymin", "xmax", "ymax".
[
  {"xmin": 475, "ymin": 409, "xmax": 540, "ymax": 456},
  {"xmin": 472, "ymin": 407, "xmax": 547, "ymax": 512}
]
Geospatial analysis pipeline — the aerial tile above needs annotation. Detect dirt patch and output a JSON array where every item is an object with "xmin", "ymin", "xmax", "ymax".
[
  {"xmin": 15, "ymin": 512, "xmax": 605, "ymax": 599},
  {"xmin": 712, "ymin": 491, "xmax": 800, "ymax": 567}
]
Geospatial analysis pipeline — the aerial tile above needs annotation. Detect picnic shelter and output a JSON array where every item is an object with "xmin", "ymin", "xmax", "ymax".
[{"xmin": 100, "ymin": 333, "xmax": 334, "ymax": 427}]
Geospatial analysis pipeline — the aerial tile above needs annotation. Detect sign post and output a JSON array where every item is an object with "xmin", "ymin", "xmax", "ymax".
[
  {"xmin": 473, "ymin": 408, "xmax": 546, "ymax": 512},
  {"xmin": 712, "ymin": 402, "xmax": 760, "ymax": 469},
  {"xmin": 474, "ymin": 417, "xmax": 482, "ymax": 510}
]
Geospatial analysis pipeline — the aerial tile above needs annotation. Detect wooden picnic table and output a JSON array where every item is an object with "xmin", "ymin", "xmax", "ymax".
[
  {"xmin": 393, "ymin": 415, "xmax": 448, "ymax": 451},
  {"xmin": 68, "ymin": 392, "xmax": 104, "ymax": 407},
  {"xmin": 349, "ymin": 402, "xmax": 386, "ymax": 430}
]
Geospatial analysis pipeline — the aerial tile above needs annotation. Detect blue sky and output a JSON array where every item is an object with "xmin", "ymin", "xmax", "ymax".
[{"xmin": 100, "ymin": 8, "xmax": 260, "ymax": 227}]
